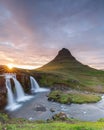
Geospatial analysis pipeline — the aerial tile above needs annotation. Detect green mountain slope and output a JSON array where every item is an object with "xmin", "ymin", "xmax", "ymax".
[{"xmin": 36, "ymin": 48, "xmax": 104, "ymax": 92}]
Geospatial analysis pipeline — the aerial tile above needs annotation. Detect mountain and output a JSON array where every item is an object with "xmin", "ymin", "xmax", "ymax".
[
  {"xmin": 36, "ymin": 48, "xmax": 104, "ymax": 93},
  {"xmin": 38, "ymin": 48, "xmax": 89, "ymax": 71}
]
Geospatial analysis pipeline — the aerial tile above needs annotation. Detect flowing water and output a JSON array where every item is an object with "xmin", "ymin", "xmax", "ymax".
[
  {"xmin": 12, "ymin": 77, "xmax": 33, "ymax": 102},
  {"xmin": 5, "ymin": 78, "xmax": 21, "ymax": 111},
  {"xmin": 5, "ymin": 74, "xmax": 33, "ymax": 111},
  {"xmin": 30, "ymin": 76, "xmax": 50, "ymax": 93}
]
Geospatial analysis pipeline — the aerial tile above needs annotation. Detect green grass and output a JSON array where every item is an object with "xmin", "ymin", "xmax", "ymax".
[
  {"xmin": 48, "ymin": 90, "xmax": 101, "ymax": 104},
  {"xmin": 35, "ymin": 58, "xmax": 104, "ymax": 93},
  {"xmin": 1, "ymin": 113, "xmax": 104, "ymax": 130},
  {"xmin": 1, "ymin": 122, "xmax": 104, "ymax": 130}
]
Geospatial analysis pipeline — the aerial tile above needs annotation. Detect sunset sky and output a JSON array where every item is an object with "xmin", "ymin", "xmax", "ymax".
[{"xmin": 0, "ymin": 0, "xmax": 104, "ymax": 69}]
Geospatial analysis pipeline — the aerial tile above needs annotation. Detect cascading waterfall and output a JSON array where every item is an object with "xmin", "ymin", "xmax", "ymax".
[
  {"xmin": 12, "ymin": 78, "xmax": 26, "ymax": 102},
  {"xmin": 30, "ymin": 76, "xmax": 50, "ymax": 93},
  {"xmin": 30, "ymin": 76, "xmax": 39, "ymax": 91},
  {"xmin": 6, "ymin": 78, "xmax": 12, "ymax": 89},
  {"xmin": 12, "ymin": 77, "xmax": 33, "ymax": 102},
  {"xmin": 5, "ymin": 78, "xmax": 21, "ymax": 111},
  {"xmin": 5, "ymin": 73, "xmax": 33, "ymax": 111}
]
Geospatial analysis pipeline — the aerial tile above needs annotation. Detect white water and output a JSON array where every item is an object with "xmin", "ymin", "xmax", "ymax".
[
  {"xmin": 12, "ymin": 77, "xmax": 32, "ymax": 102},
  {"xmin": 5, "ymin": 78, "xmax": 21, "ymax": 111},
  {"xmin": 5, "ymin": 73, "xmax": 33, "ymax": 111},
  {"xmin": 30, "ymin": 76, "xmax": 50, "ymax": 93}
]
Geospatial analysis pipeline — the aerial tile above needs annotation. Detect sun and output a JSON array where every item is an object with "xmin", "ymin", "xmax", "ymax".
[{"xmin": 7, "ymin": 64, "xmax": 14, "ymax": 69}]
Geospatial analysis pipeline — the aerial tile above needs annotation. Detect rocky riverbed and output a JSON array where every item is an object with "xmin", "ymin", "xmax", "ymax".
[{"xmin": 7, "ymin": 92, "xmax": 104, "ymax": 121}]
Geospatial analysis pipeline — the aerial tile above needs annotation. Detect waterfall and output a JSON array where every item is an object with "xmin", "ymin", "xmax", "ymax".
[
  {"xmin": 5, "ymin": 78, "xmax": 21, "ymax": 111},
  {"xmin": 12, "ymin": 78, "xmax": 26, "ymax": 102},
  {"xmin": 30, "ymin": 76, "xmax": 50, "ymax": 93},
  {"xmin": 6, "ymin": 78, "xmax": 12, "ymax": 89},
  {"xmin": 6, "ymin": 79, "xmax": 15, "ymax": 107},
  {"xmin": 4, "ymin": 73, "xmax": 35, "ymax": 111},
  {"xmin": 12, "ymin": 77, "xmax": 32, "ymax": 102},
  {"xmin": 30, "ymin": 76, "xmax": 39, "ymax": 91}
]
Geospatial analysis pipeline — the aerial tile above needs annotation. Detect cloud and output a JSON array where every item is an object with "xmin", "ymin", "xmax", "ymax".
[{"xmin": 0, "ymin": 0, "xmax": 104, "ymax": 69}]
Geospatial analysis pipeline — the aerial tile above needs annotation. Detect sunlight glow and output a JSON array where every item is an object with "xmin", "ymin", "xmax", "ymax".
[
  {"xmin": 6, "ymin": 63, "xmax": 41, "ymax": 70},
  {"xmin": 7, "ymin": 64, "xmax": 14, "ymax": 69},
  {"xmin": 13, "ymin": 65, "xmax": 41, "ymax": 70}
]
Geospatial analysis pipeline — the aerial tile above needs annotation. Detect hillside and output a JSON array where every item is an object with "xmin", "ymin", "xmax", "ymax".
[{"xmin": 36, "ymin": 48, "xmax": 104, "ymax": 93}]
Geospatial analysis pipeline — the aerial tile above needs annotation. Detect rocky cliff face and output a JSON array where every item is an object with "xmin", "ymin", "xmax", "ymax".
[
  {"xmin": 0, "ymin": 77, "xmax": 7, "ymax": 109},
  {"xmin": 16, "ymin": 74, "xmax": 31, "ymax": 93}
]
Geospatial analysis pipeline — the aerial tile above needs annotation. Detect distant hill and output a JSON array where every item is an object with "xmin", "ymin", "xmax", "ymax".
[{"xmin": 36, "ymin": 48, "xmax": 104, "ymax": 93}]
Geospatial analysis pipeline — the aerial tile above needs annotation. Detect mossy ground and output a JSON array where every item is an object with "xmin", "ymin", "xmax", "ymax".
[
  {"xmin": 1, "ymin": 113, "xmax": 104, "ymax": 130},
  {"xmin": 48, "ymin": 90, "xmax": 101, "ymax": 104},
  {"xmin": 1, "ymin": 121, "xmax": 104, "ymax": 130}
]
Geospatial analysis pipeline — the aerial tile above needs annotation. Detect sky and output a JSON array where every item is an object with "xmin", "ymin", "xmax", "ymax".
[{"xmin": 0, "ymin": 0, "xmax": 104, "ymax": 69}]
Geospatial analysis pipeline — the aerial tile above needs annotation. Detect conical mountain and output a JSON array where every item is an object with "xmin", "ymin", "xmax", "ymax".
[{"xmin": 38, "ymin": 48, "xmax": 90, "ymax": 71}]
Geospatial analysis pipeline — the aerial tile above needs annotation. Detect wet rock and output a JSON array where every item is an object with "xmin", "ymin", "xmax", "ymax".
[
  {"xmin": 0, "ymin": 77, "xmax": 7, "ymax": 109},
  {"xmin": 34, "ymin": 104, "xmax": 46, "ymax": 112},
  {"xmin": 52, "ymin": 112, "xmax": 68, "ymax": 121},
  {"xmin": 50, "ymin": 108, "xmax": 55, "ymax": 112}
]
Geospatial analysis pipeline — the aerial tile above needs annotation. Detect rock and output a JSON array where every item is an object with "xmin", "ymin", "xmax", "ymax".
[
  {"xmin": 0, "ymin": 77, "xmax": 7, "ymax": 109},
  {"xmin": 50, "ymin": 108, "xmax": 55, "ymax": 112},
  {"xmin": 50, "ymin": 83, "xmax": 70, "ymax": 91},
  {"xmin": 34, "ymin": 104, "xmax": 46, "ymax": 112},
  {"xmin": 52, "ymin": 112, "xmax": 68, "ymax": 121}
]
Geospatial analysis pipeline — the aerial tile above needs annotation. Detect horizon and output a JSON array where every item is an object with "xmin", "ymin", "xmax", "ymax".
[
  {"xmin": 0, "ymin": 0, "xmax": 104, "ymax": 70},
  {"xmin": 1, "ymin": 47, "xmax": 103, "ymax": 71}
]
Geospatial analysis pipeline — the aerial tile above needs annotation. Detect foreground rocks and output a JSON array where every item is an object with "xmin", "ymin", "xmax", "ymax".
[
  {"xmin": 52, "ymin": 112, "xmax": 68, "ymax": 121},
  {"xmin": 34, "ymin": 104, "xmax": 46, "ymax": 112}
]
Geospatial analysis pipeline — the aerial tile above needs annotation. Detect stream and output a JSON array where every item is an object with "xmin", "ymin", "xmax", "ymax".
[{"xmin": 7, "ymin": 92, "xmax": 104, "ymax": 121}]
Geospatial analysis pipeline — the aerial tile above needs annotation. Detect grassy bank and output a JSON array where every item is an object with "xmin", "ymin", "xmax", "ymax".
[
  {"xmin": 1, "ymin": 113, "xmax": 104, "ymax": 130},
  {"xmin": 48, "ymin": 90, "xmax": 101, "ymax": 104},
  {"xmin": 1, "ymin": 121, "xmax": 104, "ymax": 130}
]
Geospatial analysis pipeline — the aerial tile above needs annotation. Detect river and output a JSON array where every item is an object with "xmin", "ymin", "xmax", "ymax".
[{"xmin": 7, "ymin": 92, "xmax": 104, "ymax": 121}]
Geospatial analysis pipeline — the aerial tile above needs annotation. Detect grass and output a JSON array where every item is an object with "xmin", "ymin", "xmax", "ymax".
[
  {"xmin": 1, "ymin": 121, "xmax": 104, "ymax": 130},
  {"xmin": 48, "ymin": 90, "xmax": 101, "ymax": 104},
  {"xmin": 1, "ymin": 113, "xmax": 104, "ymax": 130},
  {"xmin": 34, "ymin": 59, "xmax": 104, "ymax": 93}
]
